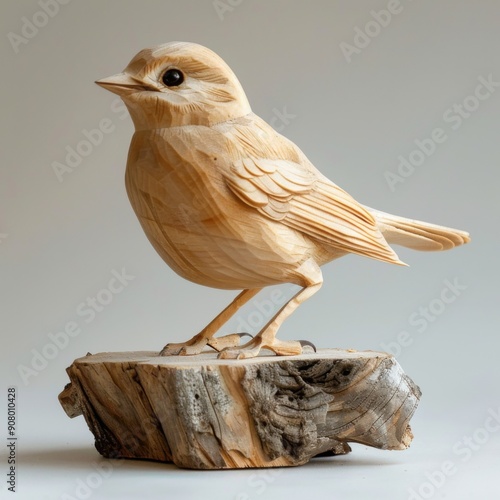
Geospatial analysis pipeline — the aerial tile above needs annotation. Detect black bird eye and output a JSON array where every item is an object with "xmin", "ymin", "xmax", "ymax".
[{"xmin": 162, "ymin": 69, "xmax": 184, "ymax": 87}]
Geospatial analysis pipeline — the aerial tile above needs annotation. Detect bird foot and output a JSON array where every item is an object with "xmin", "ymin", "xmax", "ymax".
[
  {"xmin": 208, "ymin": 332, "xmax": 253, "ymax": 352},
  {"xmin": 159, "ymin": 333, "xmax": 252, "ymax": 356},
  {"xmin": 218, "ymin": 337, "xmax": 315, "ymax": 360},
  {"xmin": 160, "ymin": 336, "xmax": 208, "ymax": 356}
]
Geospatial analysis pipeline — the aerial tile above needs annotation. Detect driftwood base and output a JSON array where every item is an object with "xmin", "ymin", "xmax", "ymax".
[{"xmin": 59, "ymin": 349, "xmax": 421, "ymax": 469}]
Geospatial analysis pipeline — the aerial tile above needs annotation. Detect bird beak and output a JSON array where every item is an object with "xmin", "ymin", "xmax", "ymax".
[{"xmin": 95, "ymin": 73, "xmax": 146, "ymax": 95}]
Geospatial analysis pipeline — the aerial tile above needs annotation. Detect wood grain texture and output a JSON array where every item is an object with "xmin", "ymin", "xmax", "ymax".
[
  {"xmin": 95, "ymin": 42, "xmax": 470, "ymax": 359},
  {"xmin": 59, "ymin": 349, "xmax": 421, "ymax": 469}
]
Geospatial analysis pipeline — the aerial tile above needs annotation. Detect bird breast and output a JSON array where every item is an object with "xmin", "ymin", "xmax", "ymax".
[{"xmin": 123, "ymin": 127, "xmax": 315, "ymax": 289}]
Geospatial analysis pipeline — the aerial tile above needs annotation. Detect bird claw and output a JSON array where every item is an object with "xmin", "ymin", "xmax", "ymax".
[
  {"xmin": 160, "ymin": 338, "xmax": 209, "ymax": 356},
  {"xmin": 160, "ymin": 332, "xmax": 315, "ymax": 359},
  {"xmin": 239, "ymin": 332, "xmax": 254, "ymax": 339},
  {"xmin": 159, "ymin": 344, "xmax": 183, "ymax": 356},
  {"xmin": 207, "ymin": 332, "xmax": 253, "ymax": 352},
  {"xmin": 218, "ymin": 346, "xmax": 260, "ymax": 360},
  {"xmin": 160, "ymin": 333, "xmax": 254, "ymax": 356},
  {"xmin": 298, "ymin": 340, "xmax": 317, "ymax": 352},
  {"xmin": 218, "ymin": 337, "xmax": 306, "ymax": 359}
]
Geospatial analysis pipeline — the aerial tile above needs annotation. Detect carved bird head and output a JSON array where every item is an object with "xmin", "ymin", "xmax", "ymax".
[{"xmin": 96, "ymin": 41, "xmax": 251, "ymax": 130}]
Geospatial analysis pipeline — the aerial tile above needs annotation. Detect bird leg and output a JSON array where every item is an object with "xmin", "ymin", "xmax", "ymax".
[
  {"xmin": 219, "ymin": 276, "xmax": 323, "ymax": 359},
  {"xmin": 160, "ymin": 288, "xmax": 262, "ymax": 356}
]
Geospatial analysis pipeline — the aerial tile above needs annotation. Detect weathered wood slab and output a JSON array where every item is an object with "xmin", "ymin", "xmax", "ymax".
[{"xmin": 59, "ymin": 349, "xmax": 421, "ymax": 469}]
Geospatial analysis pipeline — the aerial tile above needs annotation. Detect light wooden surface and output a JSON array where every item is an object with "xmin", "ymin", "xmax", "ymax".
[
  {"xmin": 59, "ymin": 349, "xmax": 421, "ymax": 469},
  {"xmin": 96, "ymin": 42, "xmax": 470, "ymax": 359}
]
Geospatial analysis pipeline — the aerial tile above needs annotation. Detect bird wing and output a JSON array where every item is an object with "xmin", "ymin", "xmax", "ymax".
[{"xmin": 225, "ymin": 156, "xmax": 404, "ymax": 265}]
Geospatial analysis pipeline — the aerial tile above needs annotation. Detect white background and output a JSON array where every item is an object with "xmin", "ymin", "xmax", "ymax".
[{"xmin": 1, "ymin": 1, "xmax": 499, "ymax": 499}]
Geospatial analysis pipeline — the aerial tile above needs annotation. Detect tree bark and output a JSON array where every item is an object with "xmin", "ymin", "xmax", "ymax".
[{"xmin": 59, "ymin": 349, "xmax": 421, "ymax": 469}]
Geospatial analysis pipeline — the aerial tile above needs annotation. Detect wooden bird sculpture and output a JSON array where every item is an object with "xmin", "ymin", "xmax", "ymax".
[{"xmin": 96, "ymin": 42, "xmax": 470, "ymax": 359}]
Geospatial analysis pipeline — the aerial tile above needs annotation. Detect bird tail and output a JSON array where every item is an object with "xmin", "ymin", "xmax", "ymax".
[{"xmin": 366, "ymin": 207, "xmax": 471, "ymax": 251}]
